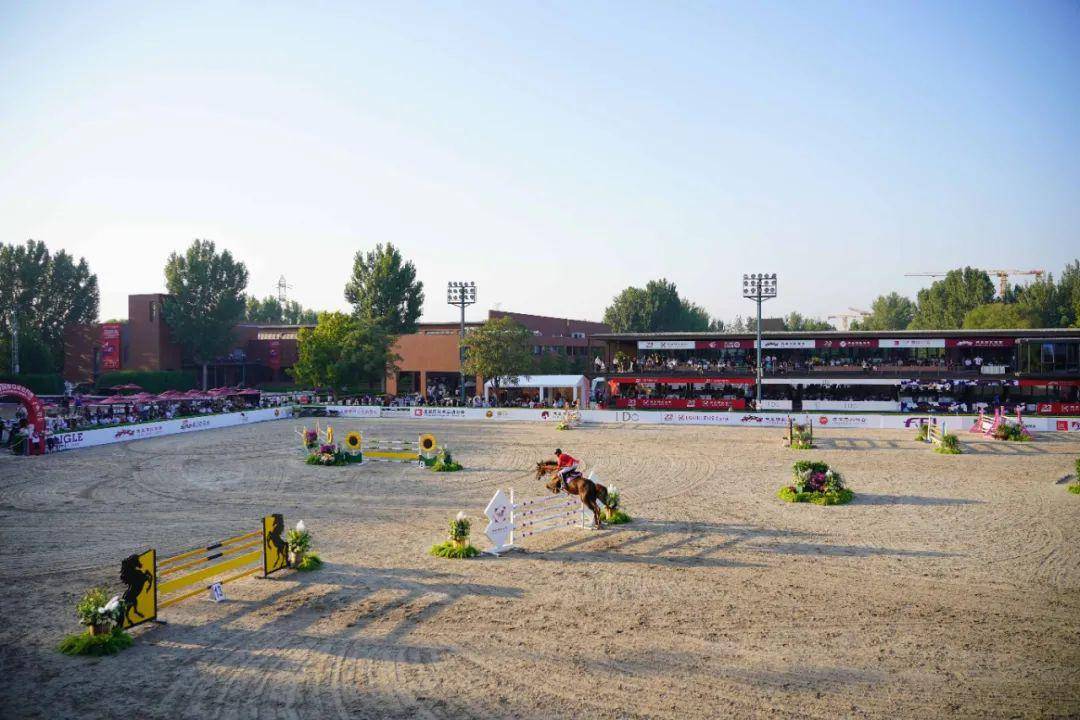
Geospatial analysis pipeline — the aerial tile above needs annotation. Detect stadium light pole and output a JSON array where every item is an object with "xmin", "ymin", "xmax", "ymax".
[
  {"xmin": 742, "ymin": 273, "xmax": 777, "ymax": 409},
  {"xmin": 447, "ymin": 281, "xmax": 477, "ymax": 406}
]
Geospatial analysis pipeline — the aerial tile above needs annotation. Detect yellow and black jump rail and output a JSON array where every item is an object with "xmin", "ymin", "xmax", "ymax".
[{"xmin": 118, "ymin": 513, "xmax": 290, "ymax": 629}]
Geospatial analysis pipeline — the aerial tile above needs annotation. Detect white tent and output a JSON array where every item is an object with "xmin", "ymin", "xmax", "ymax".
[{"xmin": 484, "ymin": 374, "xmax": 589, "ymax": 405}]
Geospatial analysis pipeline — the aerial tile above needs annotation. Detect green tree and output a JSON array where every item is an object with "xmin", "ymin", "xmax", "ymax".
[
  {"xmin": 244, "ymin": 296, "xmax": 318, "ymax": 325},
  {"xmin": 602, "ymin": 279, "xmax": 712, "ymax": 332},
  {"xmin": 1057, "ymin": 260, "xmax": 1080, "ymax": 327},
  {"xmin": 163, "ymin": 240, "xmax": 249, "ymax": 389},
  {"xmin": 782, "ymin": 312, "xmax": 835, "ymax": 331},
  {"xmin": 461, "ymin": 316, "xmax": 533, "ymax": 399},
  {"xmin": 245, "ymin": 295, "xmax": 284, "ymax": 323},
  {"xmin": 282, "ymin": 300, "xmax": 317, "ymax": 325},
  {"xmin": 850, "ymin": 292, "xmax": 916, "ymax": 331},
  {"xmin": 291, "ymin": 312, "xmax": 393, "ymax": 390},
  {"xmin": 344, "ymin": 243, "xmax": 424, "ymax": 334},
  {"xmin": 0, "ymin": 240, "xmax": 99, "ymax": 373},
  {"xmin": 1013, "ymin": 277, "xmax": 1060, "ymax": 327},
  {"xmin": 962, "ymin": 303, "xmax": 1040, "ymax": 329},
  {"xmin": 909, "ymin": 267, "xmax": 996, "ymax": 330}
]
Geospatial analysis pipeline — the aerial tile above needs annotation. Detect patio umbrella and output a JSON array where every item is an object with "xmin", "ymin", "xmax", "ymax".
[{"xmin": 108, "ymin": 383, "xmax": 144, "ymax": 393}]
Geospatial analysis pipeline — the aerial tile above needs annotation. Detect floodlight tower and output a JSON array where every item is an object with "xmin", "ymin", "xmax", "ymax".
[
  {"xmin": 741, "ymin": 273, "xmax": 778, "ymax": 408},
  {"xmin": 447, "ymin": 281, "xmax": 477, "ymax": 405}
]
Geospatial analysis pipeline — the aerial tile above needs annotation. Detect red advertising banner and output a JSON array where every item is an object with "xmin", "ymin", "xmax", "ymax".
[
  {"xmin": 610, "ymin": 376, "xmax": 755, "ymax": 385},
  {"xmin": 944, "ymin": 338, "xmax": 1015, "ymax": 348},
  {"xmin": 1020, "ymin": 379, "xmax": 1080, "ymax": 387},
  {"xmin": 1037, "ymin": 403, "xmax": 1080, "ymax": 415},
  {"xmin": 613, "ymin": 397, "xmax": 747, "ymax": 410},
  {"xmin": 100, "ymin": 323, "xmax": 121, "ymax": 370}
]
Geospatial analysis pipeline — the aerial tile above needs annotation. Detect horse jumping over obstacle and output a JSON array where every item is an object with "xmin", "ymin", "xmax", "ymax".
[{"xmin": 533, "ymin": 460, "xmax": 610, "ymax": 529}]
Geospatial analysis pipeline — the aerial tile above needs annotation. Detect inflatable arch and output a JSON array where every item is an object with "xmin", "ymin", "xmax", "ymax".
[{"xmin": 0, "ymin": 383, "xmax": 47, "ymax": 455}]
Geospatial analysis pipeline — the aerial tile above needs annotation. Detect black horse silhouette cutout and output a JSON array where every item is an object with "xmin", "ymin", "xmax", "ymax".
[
  {"xmin": 265, "ymin": 514, "xmax": 287, "ymax": 573},
  {"xmin": 119, "ymin": 553, "xmax": 154, "ymax": 626}
]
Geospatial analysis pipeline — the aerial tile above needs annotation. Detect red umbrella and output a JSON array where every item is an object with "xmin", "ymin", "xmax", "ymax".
[
  {"xmin": 238, "ymin": 388, "xmax": 261, "ymax": 396},
  {"xmin": 108, "ymin": 383, "xmax": 144, "ymax": 393},
  {"xmin": 98, "ymin": 395, "xmax": 131, "ymax": 405},
  {"xmin": 156, "ymin": 390, "xmax": 184, "ymax": 400},
  {"xmin": 127, "ymin": 392, "xmax": 156, "ymax": 403}
]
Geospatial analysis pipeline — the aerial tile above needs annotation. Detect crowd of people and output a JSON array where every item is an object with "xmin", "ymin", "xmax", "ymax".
[{"xmin": 615, "ymin": 351, "xmax": 1012, "ymax": 376}]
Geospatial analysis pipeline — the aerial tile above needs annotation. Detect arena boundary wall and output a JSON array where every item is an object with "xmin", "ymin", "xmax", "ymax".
[{"xmin": 25, "ymin": 404, "xmax": 1080, "ymax": 456}]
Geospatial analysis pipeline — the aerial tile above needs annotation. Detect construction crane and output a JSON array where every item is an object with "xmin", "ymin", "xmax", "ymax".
[{"xmin": 904, "ymin": 269, "xmax": 1046, "ymax": 298}]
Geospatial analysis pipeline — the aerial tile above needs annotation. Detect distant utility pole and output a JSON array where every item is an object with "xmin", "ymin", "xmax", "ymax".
[
  {"xmin": 447, "ymin": 281, "xmax": 477, "ymax": 405},
  {"xmin": 276, "ymin": 275, "xmax": 292, "ymax": 303},
  {"xmin": 742, "ymin": 273, "xmax": 777, "ymax": 408},
  {"xmin": 10, "ymin": 309, "xmax": 18, "ymax": 375}
]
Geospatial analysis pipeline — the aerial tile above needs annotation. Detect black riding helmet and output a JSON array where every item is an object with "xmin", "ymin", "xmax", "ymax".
[{"xmin": 554, "ymin": 448, "xmax": 562, "ymax": 456}]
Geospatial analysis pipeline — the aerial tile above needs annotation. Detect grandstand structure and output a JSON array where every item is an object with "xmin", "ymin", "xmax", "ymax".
[{"xmin": 595, "ymin": 329, "xmax": 1080, "ymax": 415}]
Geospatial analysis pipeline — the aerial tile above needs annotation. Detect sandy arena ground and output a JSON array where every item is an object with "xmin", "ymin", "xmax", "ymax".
[{"xmin": 1, "ymin": 419, "xmax": 1078, "ymax": 719}]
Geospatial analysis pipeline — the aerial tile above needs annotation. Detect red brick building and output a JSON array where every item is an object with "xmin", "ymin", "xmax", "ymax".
[{"xmin": 63, "ymin": 296, "xmax": 609, "ymax": 396}]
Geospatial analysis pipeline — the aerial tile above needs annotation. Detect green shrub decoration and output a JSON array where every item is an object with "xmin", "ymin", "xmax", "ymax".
[
  {"xmin": 935, "ymin": 432, "xmax": 962, "ymax": 455},
  {"xmin": 60, "ymin": 586, "xmax": 132, "ymax": 656},
  {"xmin": 780, "ymin": 461, "xmax": 853, "ymax": 505},
  {"xmin": 58, "ymin": 628, "xmax": 134, "ymax": 657},
  {"xmin": 297, "ymin": 553, "xmax": 323, "ymax": 571},
  {"xmin": 431, "ymin": 448, "xmax": 463, "ymax": 472},
  {"xmin": 915, "ymin": 424, "xmax": 930, "ymax": 441},
  {"xmin": 601, "ymin": 486, "xmax": 632, "ymax": 524},
  {"xmin": 430, "ymin": 512, "xmax": 480, "ymax": 559},
  {"xmin": 993, "ymin": 421, "xmax": 1031, "ymax": 442}
]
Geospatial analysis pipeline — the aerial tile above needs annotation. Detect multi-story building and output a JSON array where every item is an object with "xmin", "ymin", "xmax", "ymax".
[{"xmin": 63, "ymin": 296, "xmax": 609, "ymax": 397}]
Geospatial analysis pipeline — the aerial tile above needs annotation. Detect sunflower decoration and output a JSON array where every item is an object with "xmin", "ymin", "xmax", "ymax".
[
  {"xmin": 344, "ymin": 431, "xmax": 362, "ymax": 453},
  {"xmin": 419, "ymin": 434, "xmax": 438, "ymax": 454}
]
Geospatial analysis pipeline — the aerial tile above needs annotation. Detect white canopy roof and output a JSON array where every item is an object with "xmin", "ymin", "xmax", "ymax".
[
  {"xmin": 483, "ymin": 374, "xmax": 589, "ymax": 402},
  {"xmin": 484, "ymin": 374, "xmax": 588, "ymax": 390}
]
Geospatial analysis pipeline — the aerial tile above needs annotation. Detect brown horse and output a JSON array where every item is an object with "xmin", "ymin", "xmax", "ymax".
[{"xmin": 534, "ymin": 460, "xmax": 610, "ymax": 529}]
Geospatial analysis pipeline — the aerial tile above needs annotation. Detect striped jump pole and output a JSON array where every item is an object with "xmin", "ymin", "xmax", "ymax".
[
  {"xmin": 116, "ymin": 514, "xmax": 290, "ymax": 630},
  {"xmin": 356, "ymin": 433, "xmax": 439, "ymax": 466},
  {"xmin": 483, "ymin": 488, "xmax": 586, "ymax": 554}
]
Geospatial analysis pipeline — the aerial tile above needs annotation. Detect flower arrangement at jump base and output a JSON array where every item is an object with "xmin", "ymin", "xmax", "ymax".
[
  {"xmin": 1068, "ymin": 457, "xmax": 1080, "ymax": 496},
  {"xmin": 556, "ymin": 410, "xmax": 582, "ymax": 431},
  {"xmin": 429, "ymin": 511, "xmax": 480, "ymax": 558},
  {"xmin": 787, "ymin": 423, "xmax": 814, "ymax": 450},
  {"xmin": 778, "ymin": 460, "xmax": 854, "ymax": 505},
  {"xmin": 57, "ymin": 586, "xmax": 134, "ymax": 656},
  {"xmin": 601, "ymin": 485, "xmax": 632, "ymax": 524},
  {"xmin": 299, "ymin": 423, "xmax": 363, "ymax": 466},
  {"xmin": 431, "ymin": 447, "xmax": 463, "ymax": 472},
  {"xmin": 286, "ymin": 520, "xmax": 323, "ymax": 570},
  {"xmin": 994, "ymin": 420, "xmax": 1031, "ymax": 442}
]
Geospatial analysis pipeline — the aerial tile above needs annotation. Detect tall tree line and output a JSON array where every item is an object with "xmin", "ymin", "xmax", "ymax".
[{"xmin": 0, "ymin": 240, "xmax": 99, "ymax": 374}]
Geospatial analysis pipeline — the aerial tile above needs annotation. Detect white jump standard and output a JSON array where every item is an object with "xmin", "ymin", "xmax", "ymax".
[{"xmin": 483, "ymin": 488, "xmax": 590, "ymax": 555}]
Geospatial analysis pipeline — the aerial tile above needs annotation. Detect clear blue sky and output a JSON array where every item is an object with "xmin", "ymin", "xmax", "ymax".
[{"xmin": 1, "ymin": 1, "xmax": 1077, "ymax": 324}]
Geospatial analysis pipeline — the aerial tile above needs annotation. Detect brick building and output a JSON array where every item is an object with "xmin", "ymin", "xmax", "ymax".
[{"xmin": 63, "ymin": 296, "xmax": 610, "ymax": 396}]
